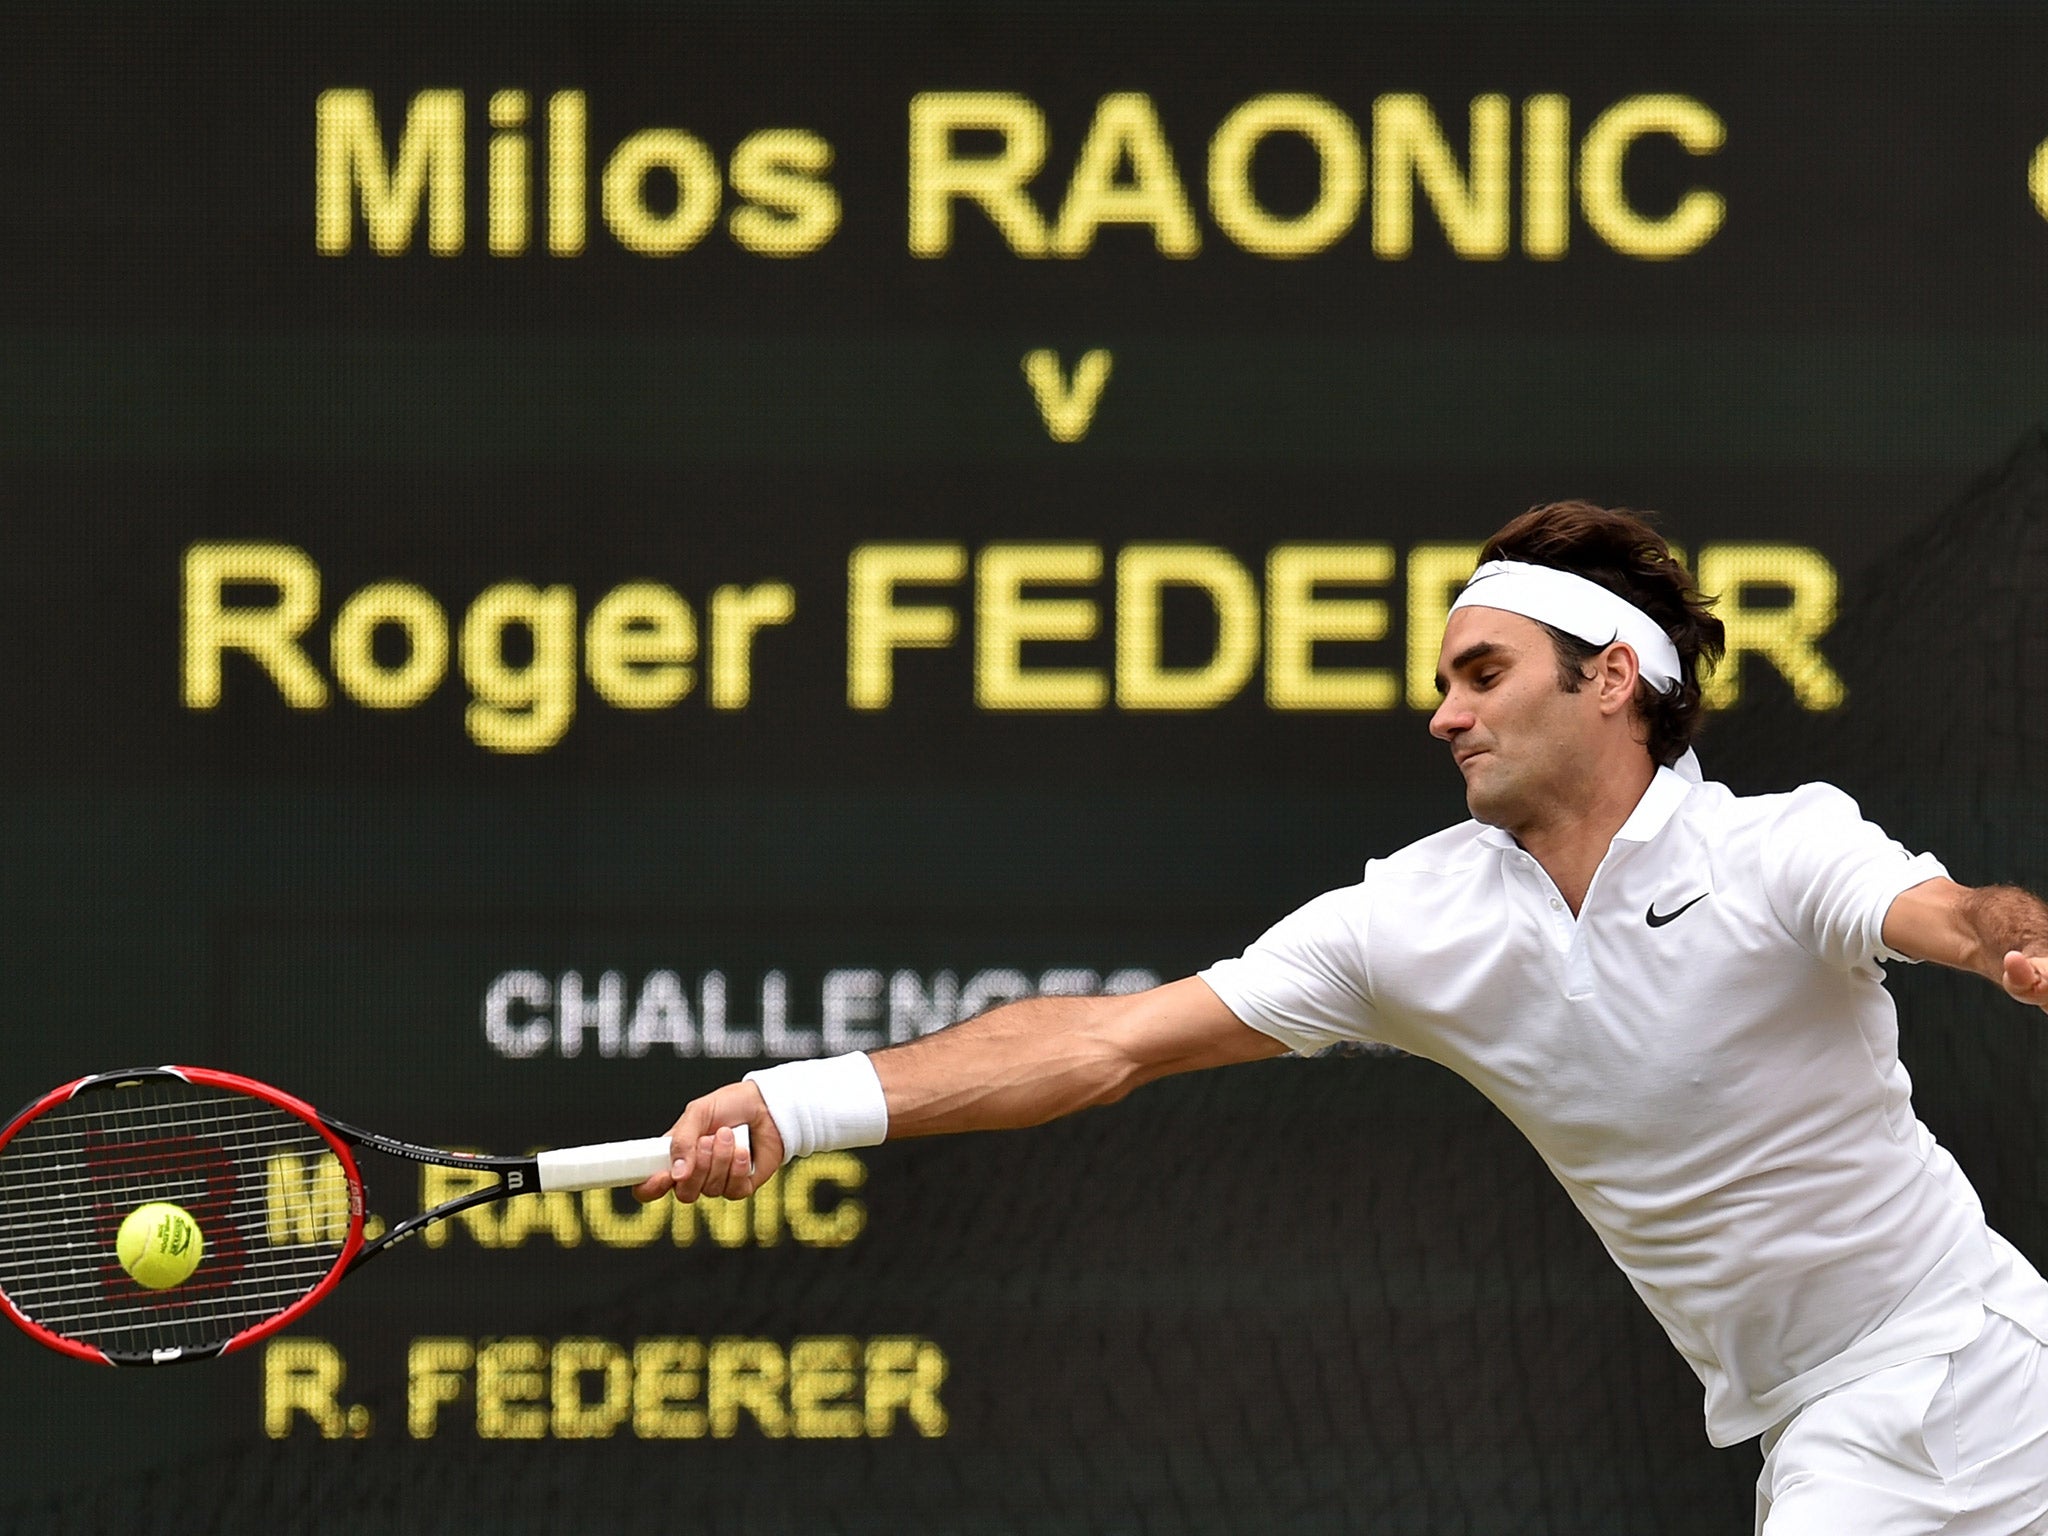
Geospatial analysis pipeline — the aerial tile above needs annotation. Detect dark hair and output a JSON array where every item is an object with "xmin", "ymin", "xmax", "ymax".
[{"xmin": 1478, "ymin": 501, "xmax": 1725, "ymax": 767}]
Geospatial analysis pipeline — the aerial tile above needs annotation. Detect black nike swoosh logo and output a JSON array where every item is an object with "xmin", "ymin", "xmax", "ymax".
[{"xmin": 1645, "ymin": 893, "xmax": 1710, "ymax": 928}]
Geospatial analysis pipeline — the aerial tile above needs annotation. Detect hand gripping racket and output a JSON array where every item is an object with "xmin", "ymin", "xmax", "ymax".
[{"xmin": 0, "ymin": 1066, "xmax": 741, "ymax": 1366}]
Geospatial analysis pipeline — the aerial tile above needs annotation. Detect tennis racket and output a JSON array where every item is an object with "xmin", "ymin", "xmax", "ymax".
[{"xmin": 0, "ymin": 1064, "xmax": 742, "ymax": 1367}]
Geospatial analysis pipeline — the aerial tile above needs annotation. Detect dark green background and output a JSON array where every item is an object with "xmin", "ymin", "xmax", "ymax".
[{"xmin": 4, "ymin": 5, "xmax": 2047, "ymax": 1532}]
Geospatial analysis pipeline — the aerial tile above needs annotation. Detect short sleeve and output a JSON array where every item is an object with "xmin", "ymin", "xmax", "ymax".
[
  {"xmin": 1761, "ymin": 783, "xmax": 1948, "ymax": 971},
  {"xmin": 1198, "ymin": 881, "xmax": 1378, "ymax": 1055}
]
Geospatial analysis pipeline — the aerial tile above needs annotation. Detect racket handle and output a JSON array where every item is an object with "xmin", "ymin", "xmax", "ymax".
[{"xmin": 535, "ymin": 1126, "xmax": 752, "ymax": 1192}]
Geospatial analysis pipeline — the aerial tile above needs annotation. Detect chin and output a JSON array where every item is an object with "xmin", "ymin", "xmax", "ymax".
[
  {"xmin": 1460, "ymin": 766, "xmax": 1520, "ymax": 829},
  {"xmin": 1466, "ymin": 794, "xmax": 1512, "ymax": 829}
]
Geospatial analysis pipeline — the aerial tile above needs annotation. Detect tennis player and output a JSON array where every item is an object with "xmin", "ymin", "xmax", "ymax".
[{"xmin": 639, "ymin": 501, "xmax": 2048, "ymax": 1532}]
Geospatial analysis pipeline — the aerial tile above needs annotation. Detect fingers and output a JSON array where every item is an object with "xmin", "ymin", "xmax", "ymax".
[
  {"xmin": 664, "ymin": 1108, "xmax": 719, "ymax": 1204},
  {"xmin": 650, "ymin": 1084, "xmax": 780, "ymax": 1204},
  {"xmin": 2000, "ymin": 950, "xmax": 2048, "ymax": 1009},
  {"xmin": 630, "ymin": 1167, "xmax": 673, "ymax": 1205},
  {"xmin": 689, "ymin": 1126, "xmax": 751, "ymax": 1200}
]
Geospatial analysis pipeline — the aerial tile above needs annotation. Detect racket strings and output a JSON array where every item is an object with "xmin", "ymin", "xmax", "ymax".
[{"xmin": 0, "ymin": 1079, "xmax": 353, "ymax": 1357}]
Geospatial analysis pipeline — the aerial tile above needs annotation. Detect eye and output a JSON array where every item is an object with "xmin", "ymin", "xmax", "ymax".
[{"xmin": 1474, "ymin": 669, "xmax": 1501, "ymax": 689}]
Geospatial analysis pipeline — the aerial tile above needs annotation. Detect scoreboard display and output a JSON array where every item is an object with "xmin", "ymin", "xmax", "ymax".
[{"xmin": 5, "ymin": 5, "xmax": 2048, "ymax": 1532}]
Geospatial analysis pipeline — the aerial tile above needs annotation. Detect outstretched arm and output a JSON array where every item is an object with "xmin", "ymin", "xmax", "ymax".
[
  {"xmin": 633, "ymin": 976, "xmax": 1281, "ymax": 1204},
  {"xmin": 871, "ymin": 975, "xmax": 1282, "ymax": 1135},
  {"xmin": 1882, "ymin": 877, "xmax": 2048, "ymax": 1006}
]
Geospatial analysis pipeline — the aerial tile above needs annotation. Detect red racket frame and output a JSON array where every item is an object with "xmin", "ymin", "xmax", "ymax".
[{"xmin": 0, "ymin": 1065, "xmax": 366, "ymax": 1366}]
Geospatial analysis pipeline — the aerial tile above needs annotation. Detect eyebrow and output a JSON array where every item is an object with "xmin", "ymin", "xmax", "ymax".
[{"xmin": 1434, "ymin": 640, "xmax": 1509, "ymax": 696}]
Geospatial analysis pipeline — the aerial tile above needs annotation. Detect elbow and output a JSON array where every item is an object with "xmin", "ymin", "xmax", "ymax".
[
  {"xmin": 1070, "ymin": 1031, "xmax": 1153, "ymax": 1114},
  {"xmin": 1055, "ymin": 996, "xmax": 1160, "ymax": 1115},
  {"xmin": 1067, "ymin": 988, "xmax": 1211, "ymax": 1110}
]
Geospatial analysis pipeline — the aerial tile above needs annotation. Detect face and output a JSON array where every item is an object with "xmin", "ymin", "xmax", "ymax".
[{"xmin": 1429, "ymin": 607, "xmax": 1612, "ymax": 832}]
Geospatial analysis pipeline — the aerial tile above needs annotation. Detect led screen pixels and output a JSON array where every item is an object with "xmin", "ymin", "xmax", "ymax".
[
  {"xmin": 4, "ymin": 3, "xmax": 2046, "ymax": 791},
  {"xmin": 5, "ymin": 5, "xmax": 2048, "ymax": 1534},
  {"xmin": 4, "ymin": 460, "xmax": 1889, "ymax": 789},
  {"xmin": 4, "ymin": 3, "xmax": 2048, "ymax": 336}
]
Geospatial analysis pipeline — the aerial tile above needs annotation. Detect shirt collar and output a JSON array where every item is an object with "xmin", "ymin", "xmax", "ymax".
[
  {"xmin": 1472, "ymin": 764, "xmax": 1694, "ymax": 850},
  {"xmin": 1613, "ymin": 764, "xmax": 1693, "ymax": 843}
]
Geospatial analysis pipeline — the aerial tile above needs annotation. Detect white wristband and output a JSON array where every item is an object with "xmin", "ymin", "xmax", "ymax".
[{"xmin": 744, "ymin": 1053, "xmax": 889, "ymax": 1160}]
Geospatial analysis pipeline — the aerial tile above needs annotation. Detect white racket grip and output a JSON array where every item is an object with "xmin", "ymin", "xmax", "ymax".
[{"xmin": 536, "ymin": 1127, "xmax": 750, "ymax": 1192}]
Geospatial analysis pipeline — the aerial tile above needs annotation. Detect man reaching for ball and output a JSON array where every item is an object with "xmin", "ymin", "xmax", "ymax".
[{"xmin": 637, "ymin": 502, "xmax": 2048, "ymax": 1533}]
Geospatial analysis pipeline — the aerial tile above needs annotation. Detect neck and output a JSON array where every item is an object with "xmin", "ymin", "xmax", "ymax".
[{"xmin": 1512, "ymin": 753, "xmax": 1658, "ymax": 913}]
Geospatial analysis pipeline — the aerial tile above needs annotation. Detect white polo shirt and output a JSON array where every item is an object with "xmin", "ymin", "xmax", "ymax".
[{"xmin": 1201, "ymin": 766, "xmax": 2048, "ymax": 1445}]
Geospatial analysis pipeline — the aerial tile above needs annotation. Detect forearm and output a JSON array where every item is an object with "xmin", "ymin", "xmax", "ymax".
[
  {"xmin": 870, "ymin": 976, "xmax": 1282, "ymax": 1135},
  {"xmin": 1951, "ymin": 884, "xmax": 2048, "ymax": 980},
  {"xmin": 639, "ymin": 977, "xmax": 1279, "ymax": 1205},
  {"xmin": 870, "ymin": 993, "xmax": 1151, "ymax": 1139},
  {"xmin": 1882, "ymin": 876, "xmax": 2048, "ymax": 1017},
  {"xmin": 745, "ymin": 994, "xmax": 1155, "ymax": 1163}
]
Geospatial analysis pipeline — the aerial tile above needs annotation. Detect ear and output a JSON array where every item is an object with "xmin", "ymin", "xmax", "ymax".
[{"xmin": 1595, "ymin": 643, "xmax": 1641, "ymax": 716}]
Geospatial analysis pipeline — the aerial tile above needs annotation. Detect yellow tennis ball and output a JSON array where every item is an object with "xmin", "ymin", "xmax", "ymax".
[{"xmin": 117, "ymin": 1201, "xmax": 204, "ymax": 1290}]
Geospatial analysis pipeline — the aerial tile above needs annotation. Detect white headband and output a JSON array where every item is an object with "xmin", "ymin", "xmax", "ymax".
[{"xmin": 1449, "ymin": 560, "xmax": 1684, "ymax": 694}]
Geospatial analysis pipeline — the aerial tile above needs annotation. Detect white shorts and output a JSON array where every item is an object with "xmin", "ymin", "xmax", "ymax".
[{"xmin": 1754, "ymin": 1310, "xmax": 2048, "ymax": 1535}]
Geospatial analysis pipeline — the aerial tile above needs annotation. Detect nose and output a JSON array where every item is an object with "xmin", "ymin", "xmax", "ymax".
[{"xmin": 1429, "ymin": 693, "xmax": 1471, "ymax": 742}]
